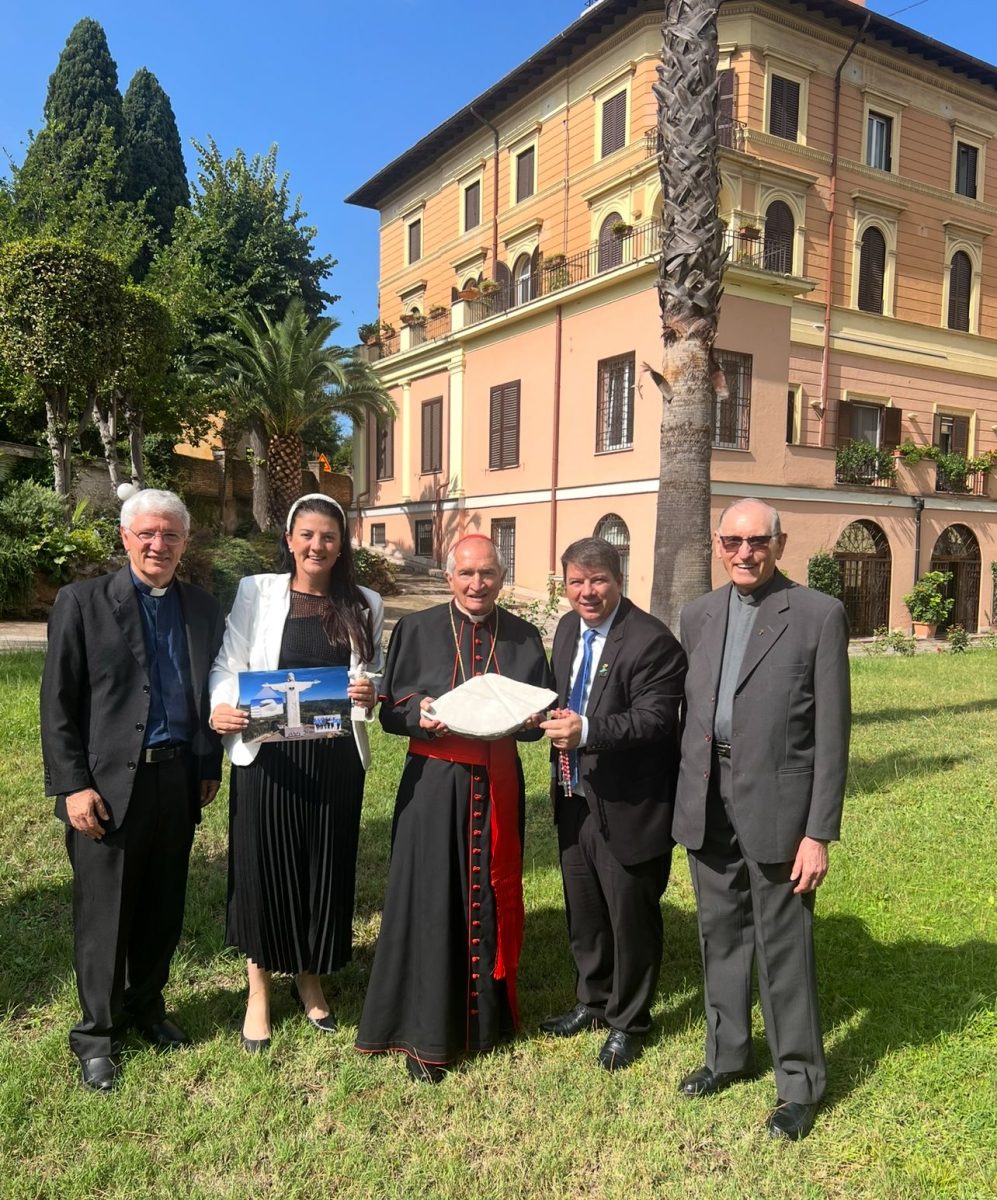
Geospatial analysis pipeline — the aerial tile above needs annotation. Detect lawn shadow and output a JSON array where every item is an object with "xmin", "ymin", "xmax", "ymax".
[
  {"xmin": 846, "ymin": 750, "xmax": 972, "ymax": 793},
  {"xmin": 819, "ymin": 913, "xmax": 996, "ymax": 1106},
  {"xmin": 852, "ymin": 696, "xmax": 997, "ymax": 726},
  {"xmin": 0, "ymin": 877, "xmax": 74, "ymax": 1014}
]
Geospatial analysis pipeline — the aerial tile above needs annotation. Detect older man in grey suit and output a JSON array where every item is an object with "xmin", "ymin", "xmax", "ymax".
[{"xmin": 673, "ymin": 498, "xmax": 850, "ymax": 1141}]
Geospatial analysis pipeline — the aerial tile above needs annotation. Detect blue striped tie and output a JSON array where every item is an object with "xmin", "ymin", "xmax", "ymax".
[{"xmin": 567, "ymin": 628, "xmax": 597, "ymax": 787}]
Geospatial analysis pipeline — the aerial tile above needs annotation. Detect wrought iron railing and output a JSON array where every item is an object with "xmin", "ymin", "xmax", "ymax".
[
  {"xmin": 725, "ymin": 229, "xmax": 793, "ymax": 272},
  {"xmin": 834, "ymin": 444, "xmax": 896, "ymax": 489},
  {"xmin": 644, "ymin": 118, "xmax": 746, "ymax": 158},
  {"xmin": 935, "ymin": 465, "xmax": 986, "ymax": 496}
]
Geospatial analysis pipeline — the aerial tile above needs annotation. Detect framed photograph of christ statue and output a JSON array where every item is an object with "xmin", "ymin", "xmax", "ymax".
[{"xmin": 236, "ymin": 667, "xmax": 352, "ymax": 744}]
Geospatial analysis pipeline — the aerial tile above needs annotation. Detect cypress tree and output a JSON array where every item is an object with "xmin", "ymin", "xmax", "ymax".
[
  {"xmin": 22, "ymin": 18, "xmax": 125, "ymax": 195},
  {"xmin": 122, "ymin": 68, "xmax": 189, "ymax": 244}
]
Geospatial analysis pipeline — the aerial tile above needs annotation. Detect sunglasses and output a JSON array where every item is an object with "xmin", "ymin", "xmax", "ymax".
[{"xmin": 718, "ymin": 535, "xmax": 775, "ymax": 553}]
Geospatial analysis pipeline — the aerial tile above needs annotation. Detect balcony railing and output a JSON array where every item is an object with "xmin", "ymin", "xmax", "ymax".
[
  {"xmin": 725, "ymin": 229, "xmax": 793, "ymax": 272},
  {"xmin": 835, "ymin": 443, "xmax": 897, "ymax": 489},
  {"xmin": 935, "ymin": 464, "xmax": 987, "ymax": 496},
  {"xmin": 644, "ymin": 118, "xmax": 746, "ymax": 158},
  {"xmin": 463, "ymin": 217, "xmax": 662, "ymax": 327}
]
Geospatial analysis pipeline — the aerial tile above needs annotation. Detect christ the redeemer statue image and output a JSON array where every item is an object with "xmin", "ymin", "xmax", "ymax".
[{"xmin": 265, "ymin": 672, "xmax": 320, "ymax": 730}]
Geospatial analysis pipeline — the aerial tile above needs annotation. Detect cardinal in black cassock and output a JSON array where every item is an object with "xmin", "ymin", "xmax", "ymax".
[{"xmin": 356, "ymin": 536, "xmax": 553, "ymax": 1082}]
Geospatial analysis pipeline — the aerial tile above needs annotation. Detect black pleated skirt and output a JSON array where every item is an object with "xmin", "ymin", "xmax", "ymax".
[{"xmin": 226, "ymin": 737, "xmax": 365, "ymax": 974}]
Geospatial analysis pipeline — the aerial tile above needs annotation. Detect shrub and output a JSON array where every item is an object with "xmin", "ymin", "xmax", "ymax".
[
  {"xmin": 0, "ymin": 534, "xmax": 36, "ymax": 616},
  {"xmin": 903, "ymin": 571, "xmax": 955, "ymax": 626},
  {"xmin": 866, "ymin": 626, "xmax": 916, "ymax": 657},
  {"xmin": 806, "ymin": 551, "xmax": 842, "ymax": 599},
  {"xmin": 0, "ymin": 483, "xmax": 115, "ymax": 584},
  {"xmin": 500, "ymin": 575, "xmax": 565, "ymax": 639},
  {"xmin": 354, "ymin": 547, "xmax": 399, "ymax": 596},
  {"xmin": 945, "ymin": 624, "xmax": 970, "ymax": 653},
  {"xmin": 181, "ymin": 533, "xmax": 269, "ymax": 610}
]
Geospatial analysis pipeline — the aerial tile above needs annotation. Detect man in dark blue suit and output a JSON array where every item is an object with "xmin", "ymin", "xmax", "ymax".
[
  {"xmin": 41, "ymin": 489, "xmax": 223, "ymax": 1092},
  {"xmin": 540, "ymin": 537, "xmax": 686, "ymax": 1071}
]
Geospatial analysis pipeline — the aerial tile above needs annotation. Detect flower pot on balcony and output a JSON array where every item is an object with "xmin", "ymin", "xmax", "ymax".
[{"xmin": 912, "ymin": 622, "xmax": 936, "ymax": 640}]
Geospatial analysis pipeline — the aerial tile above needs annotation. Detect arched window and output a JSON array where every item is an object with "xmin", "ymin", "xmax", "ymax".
[
  {"xmin": 513, "ymin": 253, "xmax": 533, "ymax": 306},
  {"xmin": 947, "ymin": 251, "xmax": 972, "ymax": 332},
  {"xmin": 930, "ymin": 524, "xmax": 981, "ymax": 632},
  {"xmin": 764, "ymin": 200, "xmax": 794, "ymax": 272},
  {"xmin": 858, "ymin": 226, "xmax": 887, "ymax": 313},
  {"xmin": 597, "ymin": 212, "xmax": 625, "ymax": 273},
  {"xmin": 594, "ymin": 513, "xmax": 630, "ymax": 595},
  {"xmin": 833, "ymin": 520, "xmax": 891, "ymax": 636}
]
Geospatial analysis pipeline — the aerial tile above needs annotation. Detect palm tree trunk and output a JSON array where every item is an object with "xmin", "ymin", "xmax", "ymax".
[
  {"xmin": 267, "ymin": 432, "xmax": 304, "ymax": 529},
  {"xmin": 649, "ymin": 0, "xmax": 727, "ymax": 631}
]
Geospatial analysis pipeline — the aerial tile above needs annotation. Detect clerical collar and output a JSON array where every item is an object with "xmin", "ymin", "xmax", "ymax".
[
  {"xmin": 733, "ymin": 574, "xmax": 778, "ymax": 607},
  {"xmin": 452, "ymin": 600, "xmax": 494, "ymax": 624},
  {"xmin": 130, "ymin": 567, "xmax": 172, "ymax": 598}
]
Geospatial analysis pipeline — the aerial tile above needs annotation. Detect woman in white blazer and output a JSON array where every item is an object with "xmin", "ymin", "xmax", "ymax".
[{"xmin": 209, "ymin": 494, "xmax": 384, "ymax": 1052}]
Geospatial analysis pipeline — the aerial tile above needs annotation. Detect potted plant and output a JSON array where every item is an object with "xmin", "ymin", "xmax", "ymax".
[
  {"xmin": 457, "ymin": 285, "xmax": 480, "ymax": 301},
  {"xmin": 428, "ymin": 304, "xmax": 449, "ymax": 319},
  {"xmin": 479, "ymin": 278, "xmax": 500, "ymax": 295},
  {"xmin": 903, "ymin": 570, "xmax": 954, "ymax": 639},
  {"xmin": 610, "ymin": 219, "xmax": 633, "ymax": 238},
  {"xmin": 400, "ymin": 312, "xmax": 426, "ymax": 328},
  {"xmin": 738, "ymin": 223, "xmax": 762, "ymax": 239},
  {"xmin": 378, "ymin": 321, "xmax": 396, "ymax": 341},
  {"xmin": 357, "ymin": 321, "xmax": 382, "ymax": 346}
]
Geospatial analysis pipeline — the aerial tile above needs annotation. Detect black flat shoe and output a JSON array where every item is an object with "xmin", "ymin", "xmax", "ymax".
[
  {"xmin": 137, "ymin": 1017, "xmax": 191, "ymax": 1050},
  {"xmin": 80, "ymin": 1055, "xmax": 120, "ymax": 1092},
  {"xmin": 405, "ymin": 1054, "xmax": 446, "ymax": 1085},
  {"xmin": 290, "ymin": 979, "xmax": 337, "ymax": 1033},
  {"xmin": 240, "ymin": 1031, "xmax": 271, "ymax": 1055},
  {"xmin": 678, "ymin": 1064, "xmax": 749, "ymax": 1098},
  {"xmin": 538, "ymin": 1003, "xmax": 607, "ymax": 1038},
  {"xmin": 597, "ymin": 1029, "xmax": 644, "ymax": 1072},
  {"xmin": 767, "ymin": 1100, "xmax": 818, "ymax": 1141}
]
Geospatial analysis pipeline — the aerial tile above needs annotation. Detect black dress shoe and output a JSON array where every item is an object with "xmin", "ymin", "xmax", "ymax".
[
  {"xmin": 80, "ymin": 1055, "xmax": 120, "ymax": 1092},
  {"xmin": 240, "ymin": 1031, "xmax": 271, "ymax": 1055},
  {"xmin": 138, "ymin": 1018, "xmax": 191, "ymax": 1050},
  {"xmin": 538, "ymin": 1003, "xmax": 607, "ymax": 1038},
  {"xmin": 290, "ymin": 980, "xmax": 337, "ymax": 1033},
  {"xmin": 597, "ymin": 1029, "xmax": 643, "ymax": 1072},
  {"xmin": 678, "ymin": 1064, "xmax": 748, "ymax": 1098},
  {"xmin": 405, "ymin": 1054, "xmax": 446, "ymax": 1085},
  {"xmin": 767, "ymin": 1100, "xmax": 818, "ymax": 1141}
]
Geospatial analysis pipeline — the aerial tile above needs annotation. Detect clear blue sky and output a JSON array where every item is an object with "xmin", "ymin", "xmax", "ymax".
[{"xmin": 2, "ymin": 1, "xmax": 993, "ymax": 340}]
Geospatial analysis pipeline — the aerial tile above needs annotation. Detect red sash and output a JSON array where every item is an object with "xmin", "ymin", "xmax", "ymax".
[{"xmin": 408, "ymin": 734, "xmax": 524, "ymax": 1024}]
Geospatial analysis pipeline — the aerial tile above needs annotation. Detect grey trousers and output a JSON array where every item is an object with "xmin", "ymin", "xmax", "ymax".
[{"xmin": 687, "ymin": 755, "xmax": 826, "ymax": 1104}]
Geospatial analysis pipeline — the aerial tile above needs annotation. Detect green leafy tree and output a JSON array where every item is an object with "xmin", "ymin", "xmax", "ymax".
[
  {"xmin": 643, "ymin": 0, "xmax": 727, "ymax": 628},
  {"xmin": 148, "ymin": 137, "xmax": 336, "ymax": 342},
  {"xmin": 91, "ymin": 284, "xmax": 175, "ymax": 488},
  {"xmin": 122, "ymin": 68, "xmax": 189, "ymax": 249},
  {"xmin": 197, "ymin": 300, "xmax": 393, "ymax": 528},
  {"xmin": 0, "ymin": 239, "xmax": 124, "ymax": 496},
  {"xmin": 4, "ymin": 127, "xmax": 152, "ymax": 270},
  {"xmin": 20, "ymin": 18, "xmax": 126, "ymax": 202}
]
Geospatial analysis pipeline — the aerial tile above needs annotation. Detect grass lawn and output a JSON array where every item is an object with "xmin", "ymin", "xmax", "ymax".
[{"xmin": 0, "ymin": 649, "xmax": 994, "ymax": 1199}]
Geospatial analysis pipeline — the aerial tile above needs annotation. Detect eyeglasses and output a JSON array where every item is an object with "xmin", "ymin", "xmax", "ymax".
[
  {"xmin": 126, "ymin": 528, "xmax": 185, "ymax": 546},
  {"xmin": 718, "ymin": 534, "xmax": 775, "ymax": 553}
]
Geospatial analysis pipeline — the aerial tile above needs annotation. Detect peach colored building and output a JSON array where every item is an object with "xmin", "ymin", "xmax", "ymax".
[{"xmin": 346, "ymin": 0, "xmax": 997, "ymax": 635}]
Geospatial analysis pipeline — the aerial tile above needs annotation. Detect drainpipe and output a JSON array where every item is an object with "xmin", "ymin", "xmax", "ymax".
[
  {"xmin": 549, "ymin": 305, "xmax": 564, "ymax": 574},
  {"xmin": 818, "ymin": 13, "xmax": 871, "ymax": 447},
  {"xmin": 912, "ymin": 496, "xmax": 924, "ymax": 585},
  {"xmin": 469, "ymin": 106, "xmax": 500, "ymax": 274}
]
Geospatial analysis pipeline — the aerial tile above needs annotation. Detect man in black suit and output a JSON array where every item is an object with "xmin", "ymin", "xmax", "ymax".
[
  {"xmin": 40, "ymin": 489, "xmax": 223, "ymax": 1092},
  {"xmin": 674, "ymin": 498, "xmax": 850, "ymax": 1140},
  {"xmin": 540, "ymin": 537, "xmax": 686, "ymax": 1070}
]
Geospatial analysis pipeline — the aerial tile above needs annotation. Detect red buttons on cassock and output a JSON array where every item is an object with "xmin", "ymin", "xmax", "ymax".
[
  {"xmin": 472, "ymin": 919, "xmax": 481, "ymax": 926},
  {"xmin": 472, "ymin": 902, "xmax": 481, "ymax": 909},
  {"xmin": 471, "ymin": 938, "xmax": 480, "ymax": 945},
  {"xmin": 470, "ymin": 991, "xmax": 478, "ymax": 998},
  {"xmin": 472, "ymin": 885, "xmax": 480, "ymax": 892},
  {"xmin": 471, "ymin": 956, "xmax": 480, "ymax": 963},
  {"xmin": 472, "ymin": 829, "xmax": 482, "ymax": 837},
  {"xmin": 472, "ymin": 848, "xmax": 481, "ymax": 855},
  {"xmin": 471, "ymin": 973, "xmax": 480, "ymax": 980},
  {"xmin": 471, "ymin": 1008, "xmax": 479, "ymax": 1016},
  {"xmin": 472, "ymin": 866, "xmax": 481, "ymax": 873},
  {"xmin": 473, "ymin": 810, "xmax": 482, "ymax": 818}
]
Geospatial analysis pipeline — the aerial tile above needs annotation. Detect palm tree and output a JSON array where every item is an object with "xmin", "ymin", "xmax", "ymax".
[
  {"xmin": 201, "ymin": 299, "xmax": 395, "ymax": 528},
  {"xmin": 644, "ymin": 0, "xmax": 727, "ymax": 629}
]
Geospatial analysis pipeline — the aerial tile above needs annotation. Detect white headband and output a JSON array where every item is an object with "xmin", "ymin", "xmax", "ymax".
[{"xmin": 285, "ymin": 492, "xmax": 347, "ymax": 533}]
